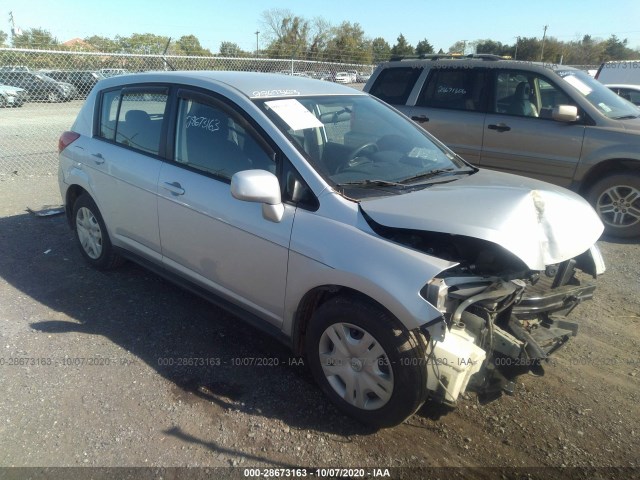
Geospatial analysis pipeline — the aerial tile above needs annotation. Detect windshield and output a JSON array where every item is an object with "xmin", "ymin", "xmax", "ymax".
[
  {"xmin": 557, "ymin": 70, "xmax": 640, "ymax": 119},
  {"xmin": 255, "ymin": 94, "xmax": 470, "ymax": 195}
]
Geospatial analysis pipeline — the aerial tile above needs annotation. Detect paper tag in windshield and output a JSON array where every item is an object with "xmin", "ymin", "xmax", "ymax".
[
  {"xmin": 563, "ymin": 75, "xmax": 592, "ymax": 96},
  {"xmin": 265, "ymin": 99, "xmax": 323, "ymax": 131},
  {"xmin": 598, "ymin": 103, "xmax": 612, "ymax": 113}
]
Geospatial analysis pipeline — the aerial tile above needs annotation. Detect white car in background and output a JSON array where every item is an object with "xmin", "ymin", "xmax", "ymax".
[
  {"xmin": 0, "ymin": 84, "xmax": 26, "ymax": 107},
  {"xmin": 334, "ymin": 72, "xmax": 351, "ymax": 84},
  {"xmin": 606, "ymin": 84, "xmax": 640, "ymax": 106}
]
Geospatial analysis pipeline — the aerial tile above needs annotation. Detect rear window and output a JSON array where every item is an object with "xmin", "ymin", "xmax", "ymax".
[{"xmin": 368, "ymin": 66, "xmax": 423, "ymax": 105}]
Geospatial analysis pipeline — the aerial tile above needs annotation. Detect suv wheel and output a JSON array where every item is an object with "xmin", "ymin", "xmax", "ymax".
[
  {"xmin": 47, "ymin": 91, "xmax": 60, "ymax": 102},
  {"xmin": 305, "ymin": 296, "xmax": 428, "ymax": 428},
  {"xmin": 587, "ymin": 173, "xmax": 640, "ymax": 238},
  {"xmin": 72, "ymin": 194, "xmax": 124, "ymax": 269}
]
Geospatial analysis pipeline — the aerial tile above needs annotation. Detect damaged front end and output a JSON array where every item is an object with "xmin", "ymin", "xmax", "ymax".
[
  {"xmin": 364, "ymin": 212, "xmax": 606, "ymax": 405},
  {"xmin": 422, "ymin": 244, "xmax": 604, "ymax": 404}
]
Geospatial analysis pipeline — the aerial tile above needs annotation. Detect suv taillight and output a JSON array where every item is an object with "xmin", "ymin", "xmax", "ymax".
[{"xmin": 58, "ymin": 131, "xmax": 80, "ymax": 153}]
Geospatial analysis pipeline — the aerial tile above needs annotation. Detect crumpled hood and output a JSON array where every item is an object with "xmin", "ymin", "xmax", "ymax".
[{"xmin": 359, "ymin": 170, "xmax": 604, "ymax": 270}]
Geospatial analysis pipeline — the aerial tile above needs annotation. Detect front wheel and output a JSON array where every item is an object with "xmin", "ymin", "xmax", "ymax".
[
  {"xmin": 305, "ymin": 296, "xmax": 428, "ymax": 428},
  {"xmin": 47, "ymin": 91, "xmax": 60, "ymax": 102},
  {"xmin": 587, "ymin": 173, "xmax": 640, "ymax": 238},
  {"xmin": 72, "ymin": 194, "xmax": 124, "ymax": 270}
]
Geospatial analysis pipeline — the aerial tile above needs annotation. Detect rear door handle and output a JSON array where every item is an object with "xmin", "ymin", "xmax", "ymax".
[
  {"xmin": 488, "ymin": 123, "xmax": 511, "ymax": 132},
  {"xmin": 163, "ymin": 181, "xmax": 185, "ymax": 196},
  {"xmin": 411, "ymin": 115, "xmax": 429, "ymax": 123},
  {"xmin": 91, "ymin": 152, "xmax": 105, "ymax": 165}
]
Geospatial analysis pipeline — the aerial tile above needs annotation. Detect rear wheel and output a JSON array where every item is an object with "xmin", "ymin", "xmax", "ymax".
[
  {"xmin": 305, "ymin": 296, "xmax": 428, "ymax": 428},
  {"xmin": 47, "ymin": 91, "xmax": 60, "ymax": 102},
  {"xmin": 587, "ymin": 173, "xmax": 640, "ymax": 238},
  {"xmin": 72, "ymin": 194, "xmax": 124, "ymax": 270}
]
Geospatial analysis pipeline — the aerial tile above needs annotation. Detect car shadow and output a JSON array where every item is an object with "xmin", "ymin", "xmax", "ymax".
[{"xmin": 0, "ymin": 211, "xmax": 375, "ymax": 439}]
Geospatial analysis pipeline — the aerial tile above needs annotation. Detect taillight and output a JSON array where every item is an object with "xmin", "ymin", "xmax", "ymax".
[{"xmin": 58, "ymin": 131, "xmax": 80, "ymax": 153}]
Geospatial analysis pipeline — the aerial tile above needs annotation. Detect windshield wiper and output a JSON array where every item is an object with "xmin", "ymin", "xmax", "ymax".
[
  {"xmin": 613, "ymin": 114, "xmax": 639, "ymax": 120},
  {"xmin": 336, "ymin": 179, "xmax": 407, "ymax": 188},
  {"xmin": 399, "ymin": 168, "xmax": 474, "ymax": 184}
]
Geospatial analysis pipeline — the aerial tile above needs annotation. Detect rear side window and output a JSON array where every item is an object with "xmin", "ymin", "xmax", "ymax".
[
  {"xmin": 97, "ymin": 88, "xmax": 169, "ymax": 156},
  {"xmin": 418, "ymin": 68, "xmax": 488, "ymax": 112},
  {"xmin": 368, "ymin": 66, "xmax": 423, "ymax": 105}
]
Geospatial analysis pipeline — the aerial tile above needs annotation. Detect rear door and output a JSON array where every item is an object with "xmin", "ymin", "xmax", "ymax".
[
  {"xmin": 157, "ymin": 89, "xmax": 294, "ymax": 326},
  {"xmin": 407, "ymin": 67, "xmax": 489, "ymax": 165},
  {"xmin": 480, "ymin": 70, "xmax": 586, "ymax": 187},
  {"xmin": 83, "ymin": 86, "xmax": 169, "ymax": 261}
]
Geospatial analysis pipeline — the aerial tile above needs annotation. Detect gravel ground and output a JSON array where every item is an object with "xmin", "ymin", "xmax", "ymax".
[{"xmin": 0, "ymin": 175, "xmax": 639, "ymax": 479}]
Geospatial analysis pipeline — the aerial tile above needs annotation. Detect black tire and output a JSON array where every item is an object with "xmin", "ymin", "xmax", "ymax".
[
  {"xmin": 0, "ymin": 96, "xmax": 6, "ymax": 108},
  {"xmin": 72, "ymin": 194, "xmax": 124, "ymax": 270},
  {"xmin": 47, "ymin": 91, "xmax": 60, "ymax": 103},
  {"xmin": 305, "ymin": 296, "xmax": 428, "ymax": 428},
  {"xmin": 587, "ymin": 173, "xmax": 640, "ymax": 238}
]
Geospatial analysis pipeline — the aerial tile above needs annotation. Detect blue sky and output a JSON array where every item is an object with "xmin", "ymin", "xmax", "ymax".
[{"xmin": 4, "ymin": 0, "xmax": 640, "ymax": 53}]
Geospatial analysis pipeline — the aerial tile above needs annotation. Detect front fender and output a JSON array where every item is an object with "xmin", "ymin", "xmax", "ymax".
[{"xmin": 283, "ymin": 208, "xmax": 457, "ymax": 336}]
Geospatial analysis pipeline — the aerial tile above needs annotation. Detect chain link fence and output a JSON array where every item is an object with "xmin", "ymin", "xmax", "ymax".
[{"xmin": 0, "ymin": 48, "xmax": 373, "ymax": 177}]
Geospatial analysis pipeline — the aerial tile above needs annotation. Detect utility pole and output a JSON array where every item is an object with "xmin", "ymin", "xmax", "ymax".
[
  {"xmin": 9, "ymin": 11, "xmax": 15, "ymax": 38},
  {"xmin": 255, "ymin": 30, "xmax": 260, "ymax": 57},
  {"xmin": 514, "ymin": 36, "xmax": 519, "ymax": 60},
  {"xmin": 540, "ymin": 25, "xmax": 548, "ymax": 61}
]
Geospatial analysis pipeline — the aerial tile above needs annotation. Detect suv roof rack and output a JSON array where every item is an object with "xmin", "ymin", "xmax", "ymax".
[{"xmin": 389, "ymin": 53, "xmax": 504, "ymax": 62}]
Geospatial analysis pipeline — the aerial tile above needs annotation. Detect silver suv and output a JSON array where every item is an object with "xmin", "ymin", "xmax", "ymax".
[
  {"xmin": 58, "ymin": 71, "xmax": 604, "ymax": 428},
  {"xmin": 364, "ymin": 55, "xmax": 640, "ymax": 238}
]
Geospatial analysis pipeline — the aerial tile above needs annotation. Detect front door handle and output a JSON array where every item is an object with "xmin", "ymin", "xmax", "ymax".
[
  {"xmin": 488, "ymin": 123, "xmax": 511, "ymax": 132},
  {"xmin": 411, "ymin": 115, "xmax": 429, "ymax": 123},
  {"xmin": 163, "ymin": 181, "xmax": 185, "ymax": 196},
  {"xmin": 91, "ymin": 152, "xmax": 105, "ymax": 165}
]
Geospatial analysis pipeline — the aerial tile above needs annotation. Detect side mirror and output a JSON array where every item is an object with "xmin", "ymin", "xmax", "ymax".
[
  {"xmin": 231, "ymin": 169, "xmax": 284, "ymax": 223},
  {"xmin": 552, "ymin": 105, "xmax": 578, "ymax": 123}
]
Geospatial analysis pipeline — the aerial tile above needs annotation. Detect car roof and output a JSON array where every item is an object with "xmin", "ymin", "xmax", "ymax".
[
  {"xmin": 606, "ymin": 84, "xmax": 640, "ymax": 90},
  {"xmin": 95, "ymin": 71, "xmax": 365, "ymax": 99},
  {"xmin": 378, "ymin": 57, "xmax": 580, "ymax": 74}
]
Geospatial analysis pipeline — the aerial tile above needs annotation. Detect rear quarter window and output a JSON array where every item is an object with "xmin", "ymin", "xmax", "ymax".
[
  {"xmin": 368, "ymin": 66, "xmax": 423, "ymax": 105},
  {"xmin": 97, "ymin": 88, "xmax": 168, "ymax": 155}
]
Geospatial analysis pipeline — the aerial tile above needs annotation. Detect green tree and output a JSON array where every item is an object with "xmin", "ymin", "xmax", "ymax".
[
  {"xmin": 219, "ymin": 41, "xmax": 244, "ymax": 57},
  {"xmin": 12, "ymin": 28, "xmax": 59, "ymax": 49},
  {"xmin": 371, "ymin": 37, "xmax": 391, "ymax": 62},
  {"xmin": 325, "ymin": 21, "xmax": 371, "ymax": 64},
  {"xmin": 175, "ymin": 35, "xmax": 211, "ymax": 56},
  {"xmin": 261, "ymin": 8, "xmax": 309, "ymax": 58},
  {"xmin": 415, "ymin": 38, "xmax": 434, "ymax": 55},
  {"xmin": 474, "ymin": 39, "xmax": 514, "ymax": 57},
  {"xmin": 448, "ymin": 40, "xmax": 466, "ymax": 55},
  {"xmin": 513, "ymin": 37, "xmax": 540, "ymax": 61},
  {"xmin": 0, "ymin": 30, "xmax": 8, "ymax": 47},
  {"xmin": 84, "ymin": 35, "xmax": 119, "ymax": 52},
  {"xmin": 602, "ymin": 35, "xmax": 635, "ymax": 61},
  {"xmin": 116, "ymin": 33, "xmax": 171, "ymax": 54},
  {"xmin": 391, "ymin": 34, "xmax": 413, "ymax": 57},
  {"xmin": 307, "ymin": 17, "xmax": 332, "ymax": 60}
]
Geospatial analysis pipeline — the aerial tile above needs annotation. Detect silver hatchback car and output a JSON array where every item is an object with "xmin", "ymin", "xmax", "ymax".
[{"xmin": 58, "ymin": 71, "xmax": 605, "ymax": 428}]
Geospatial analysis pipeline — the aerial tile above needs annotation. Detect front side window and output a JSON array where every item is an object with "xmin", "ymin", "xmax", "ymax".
[
  {"xmin": 418, "ymin": 68, "xmax": 488, "ymax": 112},
  {"xmin": 97, "ymin": 88, "xmax": 168, "ymax": 155},
  {"xmin": 174, "ymin": 97, "xmax": 274, "ymax": 179},
  {"xmin": 494, "ymin": 71, "xmax": 574, "ymax": 119},
  {"xmin": 556, "ymin": 70, "xmax": 640, "ymax": 119}
]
